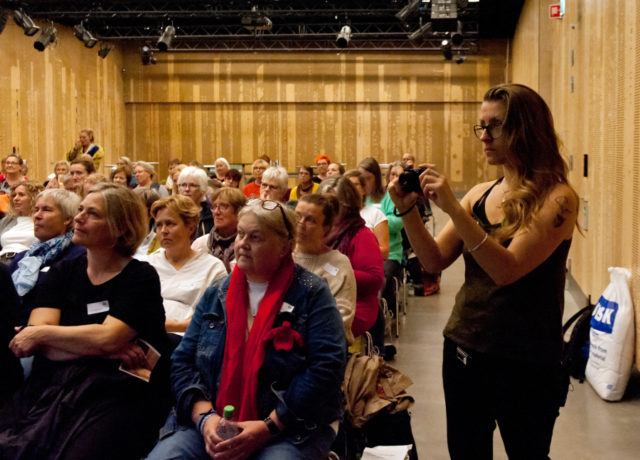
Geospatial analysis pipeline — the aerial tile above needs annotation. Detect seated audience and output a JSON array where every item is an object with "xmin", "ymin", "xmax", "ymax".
[
  {"xmin": 345, "ymin": 169, "xmax": 390, "ymax": 260},
  {"xmin": 289, "ymin": 165, "xmax": 318, "ymax": 201},
  {"xmin": 319, "ymin": 177, "xmax": 384, "ymax": 340},
  {"xmin": 214, "ymin": 157, "xmax": 231, "ymax": 185},
  {"xmin": 68, "ymin": 156, "xmax": 95, "ymax": 196},
  {"xmin": 313, "ymin": 155, "xmax": 331, "ymax": 183},
  {"xmin": 134, "ymin": 161, "xmax": 169, "ymax": 198},
  {"xmin": 44, "ymin": 160, "xmax": 70, "ymax": 189},
  {"xmin": 140, "ymin": 195, "xmax": 226, "ymax": 334},
  {"xmin": 192, "ymin": 187, "xmax": 247, "ymax": 273},
  {"xmin": 9, "ymin": 189, "xmax": 84, "ymax": 324},
  {"xmin": 177, "ymin": 166, "xmax": 212, "ymax": 238},
  {"xmin": 133, "ymin": 187, "xmax": 161, "ymax": 256},
  {"xmin": 0, "ymin": 154, "xmax": 28, "ymax": 194},
  {"xmin": 260, "ymin": 166, "xmax": 288, "ymax": 202},
  {"xmin": 223, "ymin": 168, "xmax": 243, "ymax": 188},
  {"xmin": 0, "ymin": 183, "xmax": 171, "ymax": 459},
  {"xmin": 0, "ymin": 264, "xmax": 22, "ymax": 403},
  {"xmin": 169, "ymin": 163, "xmax": 187, "ymax": 195},
  {"xmin": 164, "ymin": 158, "xmax": 182, "ymax": 191},
  {"xmin": 66, "ymin": 128, "xmax": 105, "ymax": 171},
  {"xmin": 293, "ymin": 194, "xmax": 356, "ymax": 345},
  {"xmin": 111, "ymin": 166, "xmax": 132, "ymax": 187},
  {"xmin": 359, "ymin": 158, "xmax": 404, "ymax": 318},
  {"xmin": 401, "ymin": 153, "xmax": 415, "ymax": 169},
  {"xmin": 0, "ymin": 181, "xmax": 44, "ymax": 265},
  {"xmin": 327, "ymin": 162, "xmax": 345, "ymax": 177},
  {"xmin": 82, "ymin": 173, "xmax": 109, "ymax": 196},
  {"xmin": 146, "ymin": 198, "xmax": 346, "ymax": 460},
  {"xmin": 242, "ymin": 159, "xmax": 269, "ymax": 199},
  {"xmin": 116, "ymin": 156, "xmax": 138, "ymax": 187}
]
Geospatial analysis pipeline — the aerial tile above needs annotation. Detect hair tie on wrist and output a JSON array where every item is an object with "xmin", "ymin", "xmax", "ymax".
[{"xmin": 394, "ymin": 201, "xmax": 417, "ymax": 217}]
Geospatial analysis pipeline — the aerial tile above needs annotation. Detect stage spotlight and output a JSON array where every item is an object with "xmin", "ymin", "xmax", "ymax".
[
  {"xmin": 441, "ymin": 39, "xmax": 453, "ymax": 61},
  {"xmin": 73, "ymin": 23, "xmax": 98, "ymax": 48},
  {"xmin": 157, "ymin": 25, "xmax": 175, "ymax": 52},
  {"xmin": 98, "ymin": 42, "xmax": 113, "ymax": 59},
  {"xmin": 141, "ymin": 46, "xmax": 156, "ymax": 65},
  {"xmin": 13, "ymin": 8, "xmax": 40, "ymax": 36},
  {"xmin": 34, "ymin": 24, "xmax": 57, "ymax": 51},
  {"xmin": 408, "ymin": 22, "xmax": 432, "ymax": 41},
  {"xmin": 451, "ymin": 21, "xmax": 464, "ymax": 46},
  {"xmin": 396, "ymin": 0, "xmax": 422, "ymax": 24},
  {"xmin": 336, "ymin": 25, "xmax": 351, "ymax": 49}
]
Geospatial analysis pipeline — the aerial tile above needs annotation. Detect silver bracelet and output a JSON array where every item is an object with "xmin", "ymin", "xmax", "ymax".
[{"xmin": 468, "ymin": 233, "xmax": 488, "ymax": 253}]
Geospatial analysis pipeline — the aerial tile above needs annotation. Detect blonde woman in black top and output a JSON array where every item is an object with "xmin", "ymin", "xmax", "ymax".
[{"xmin": 390, "ymin": 84, "xmax": 578, "ymax": 460}]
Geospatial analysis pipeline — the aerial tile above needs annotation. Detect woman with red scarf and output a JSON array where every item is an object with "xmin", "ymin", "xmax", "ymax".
[{"xmin": 146, "ymin": 199, "xmax": 346, "ymax": 460}]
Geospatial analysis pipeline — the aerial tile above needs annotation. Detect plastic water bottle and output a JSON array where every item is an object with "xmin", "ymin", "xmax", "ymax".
[{"xmin": 216, "ymin": 405, "xmax": 240, "ymax": 440}]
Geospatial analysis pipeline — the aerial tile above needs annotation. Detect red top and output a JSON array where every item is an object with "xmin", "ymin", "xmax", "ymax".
[
  {"xmin": 242, "ymin": 181, "xmax": 261, "ymax": 199},
  {"xmin": 344, "ymin": 226, "xmax": 384, "ymax": 337}
]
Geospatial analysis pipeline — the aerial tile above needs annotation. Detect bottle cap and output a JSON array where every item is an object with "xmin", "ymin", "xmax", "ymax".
[{"xmin": 223, "ymin": 405, "xmax": 235, "ymax": 419}]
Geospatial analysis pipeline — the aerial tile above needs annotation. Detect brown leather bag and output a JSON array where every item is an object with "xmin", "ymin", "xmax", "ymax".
[{"xmin": 343, "ymin": 333, "xmax": 414, "ymax": 428}]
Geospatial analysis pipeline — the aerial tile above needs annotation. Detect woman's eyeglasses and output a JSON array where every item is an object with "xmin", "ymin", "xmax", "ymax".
[
  {"xmin": 473, "ymin": 122, "xmax": 503, "ymax": 140},
  {"xmin": 262, "ymin": 200, "xmax": 293, "ymax": 238}
]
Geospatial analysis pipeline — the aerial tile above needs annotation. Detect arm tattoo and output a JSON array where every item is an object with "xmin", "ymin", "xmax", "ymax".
[{"xmin": 553, "ymin": 196, "xmax": 571, "ymax": 228}]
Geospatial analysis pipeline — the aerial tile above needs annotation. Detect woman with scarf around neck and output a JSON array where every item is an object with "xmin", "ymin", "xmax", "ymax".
[
  {"xmin": 318, "ymin": 176, "xmax": 384, "ymax": 345},
  {"xmin": 9, "ymin": 189, "xmax": 85, "ymax": 324},
  {"xmin": 191, "ymin": 187, "xmax": 247, "ymax": 273},
  {"xmin": 288, "ymin": 165, "xmax": 319, "ymax": 201},
  {"xmin": 146, "ymin": 199, "xmax": 346, "ymax": 460}
]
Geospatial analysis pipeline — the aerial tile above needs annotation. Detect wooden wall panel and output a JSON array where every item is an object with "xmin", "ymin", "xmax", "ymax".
[
  {"xmin": 0, "ymin": 21, "xmax": 126, "ymax": 180},
  {"xmin": 122, "ymin": 43, "xmax": 509, "ymax": 188},
  {"xmin": 513, "ymin": 0, "xmax": 640, "ymax": 364}
]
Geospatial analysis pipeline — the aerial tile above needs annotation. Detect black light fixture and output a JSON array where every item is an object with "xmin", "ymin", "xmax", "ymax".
[
  {"xmin": 336, "ymin": 25, "xmax": 351, "ymax": 48},
  {"xmin": 73, "ymin": 23, "xmax": 98, "ymax": 48},
  {"xmin": 157, "ymin": 25, "xmax": 175, "ymax": 51},
  {"xmin": 34, "ymin": 24, "xmax": 57, "ymax": 51},
  {"xmin": 441, "ymin": 39, "xmax": 453, "ymax": 61},
  {"xmin": 451, "ymin": 20, "xmax": 464, "ymax": 46},
  {"xmin": 408, "ymin": 21, "xmax": 432, "ymax": 41},
  {"xmin": 13, "ymin": 8, "xmax": 40, "ymax": 36},
  {"xmin": 0, "ymin": 8, "xmax": 8, "ymax": 35},
  {"xmin": 141, "ymin": 46, "xmax": 156, "ymax": 65},
  {"xmin": 395, "ymin": 0, "xmax": 423, "ymax": 25},
  {"xmin": 98, "ymin": 42, "xmax": 113, "ymax": 59}
]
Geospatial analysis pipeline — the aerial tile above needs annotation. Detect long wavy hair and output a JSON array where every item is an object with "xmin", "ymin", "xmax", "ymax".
[{"xmin": 485, "ymin": 84, "xmax": 573, "ymax": 241}]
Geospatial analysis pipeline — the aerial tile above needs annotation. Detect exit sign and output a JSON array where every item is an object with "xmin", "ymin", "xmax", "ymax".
[{"xmin": 550, "ymin": 4, "xmax": 562, "ymax": 18}]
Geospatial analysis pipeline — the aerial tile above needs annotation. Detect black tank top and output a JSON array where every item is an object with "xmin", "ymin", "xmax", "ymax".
[{"xmin": 443, "ymin": 180, "xmax": 571, "ymax": 363}]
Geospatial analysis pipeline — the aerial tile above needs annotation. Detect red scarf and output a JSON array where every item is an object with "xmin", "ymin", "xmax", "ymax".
[{"xmin": 215, "ymin": 255, "xmax": 295, "ymax": 421}]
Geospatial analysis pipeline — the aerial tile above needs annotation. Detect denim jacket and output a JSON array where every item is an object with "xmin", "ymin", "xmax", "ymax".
[{"xmin": 171, "ymin": 264, "xmax": 346, "ymax": 435}]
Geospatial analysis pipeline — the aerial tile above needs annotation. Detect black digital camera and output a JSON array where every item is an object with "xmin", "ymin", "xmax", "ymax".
[{"xmin": 398, "ymin": 168, "xmax": 426, "ymax": 194}]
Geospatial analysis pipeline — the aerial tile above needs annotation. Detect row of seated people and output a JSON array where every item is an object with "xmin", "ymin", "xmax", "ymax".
[{"xmin": 0, "ymin": 171, "xmax": 399, "ymax": 459}]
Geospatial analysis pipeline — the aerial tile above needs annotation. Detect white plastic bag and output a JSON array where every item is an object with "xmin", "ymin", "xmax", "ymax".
[{"xmin": 585, "ymin": 267, "xmax": 635, "ymax": 401}]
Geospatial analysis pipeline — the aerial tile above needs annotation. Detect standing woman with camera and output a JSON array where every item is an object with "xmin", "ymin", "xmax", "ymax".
[{"xmin": 389, "ymin": 84, "xmax": 578, "ymax": 459}]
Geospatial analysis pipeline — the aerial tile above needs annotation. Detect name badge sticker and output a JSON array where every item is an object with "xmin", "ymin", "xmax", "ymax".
[
  {"xmin": 323, "ymin": 263, "xmax": 339, "ymax": 277},
  {"xmin": 280, "ymin": 302, "xmax": 295, "ymax": 314},
  {"xmin": 87, "ymin": 300, "xmax": 110, "ymax": 315}
]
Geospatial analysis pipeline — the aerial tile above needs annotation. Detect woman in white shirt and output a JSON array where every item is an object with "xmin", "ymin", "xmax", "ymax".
[
  {"xmin": 140, "ymin": 195, "xmax": 226, "ymax": 333},
  {"xmin": 0, "ymin": 181, "xmax": 44, "ymax": 264}
]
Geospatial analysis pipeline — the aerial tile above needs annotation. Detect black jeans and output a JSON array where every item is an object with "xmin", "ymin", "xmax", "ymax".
[{"xmin": 442, "ymin": 338, "xmax": 566, "ymax": 460}]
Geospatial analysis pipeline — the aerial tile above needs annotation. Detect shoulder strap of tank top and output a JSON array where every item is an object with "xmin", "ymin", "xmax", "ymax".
[{"xmin": 471, "ymin": 178, "xmax": 504, "ymax": 227}]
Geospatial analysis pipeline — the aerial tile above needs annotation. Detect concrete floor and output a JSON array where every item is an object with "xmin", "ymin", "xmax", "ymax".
[{"xmin": 390, "ymin": 208, "xmax": 640, "ymax": 459}]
